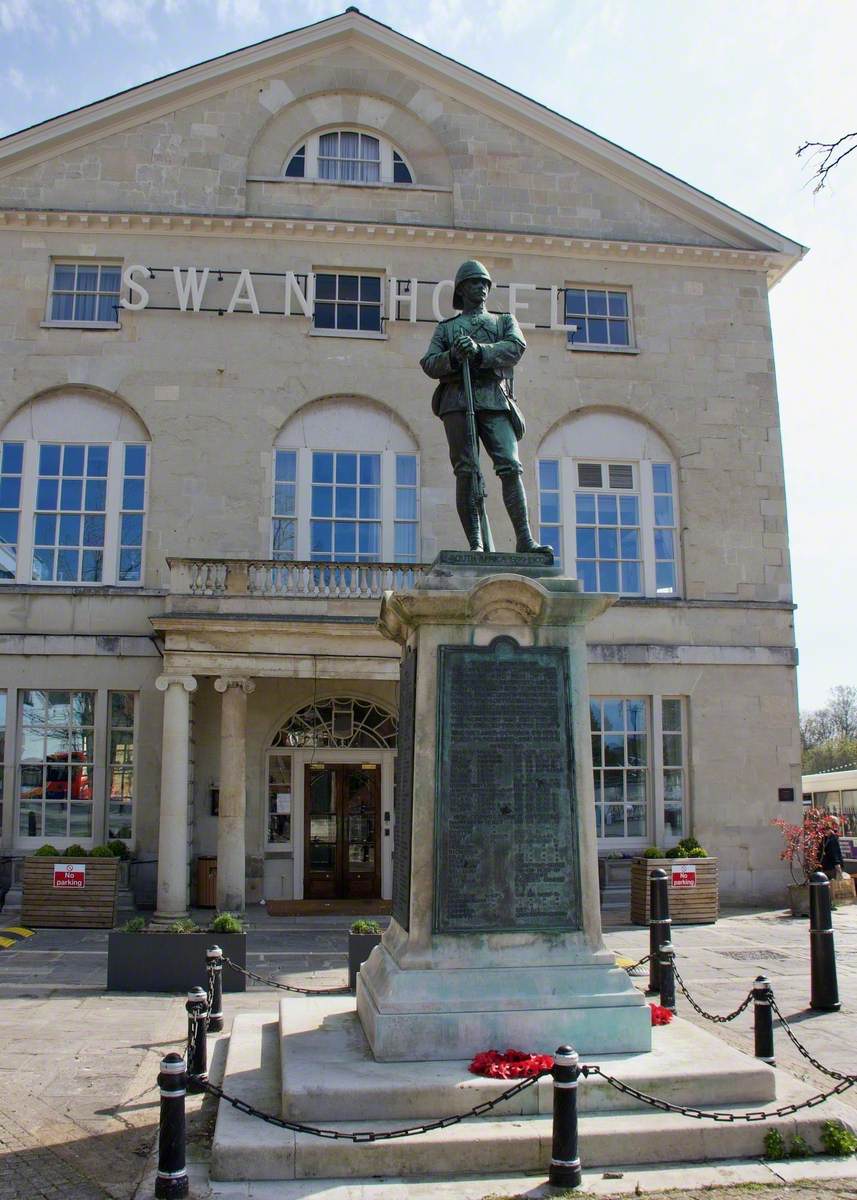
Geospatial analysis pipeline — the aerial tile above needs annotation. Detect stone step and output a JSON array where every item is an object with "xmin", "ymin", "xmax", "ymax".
[
  {"xmin": 277, "ymin": 995, "xmax": 776, "ymax": 1121},
  {"xmin": 209, "ymin": 1007, "xmax": 855, "ymax": 1184}
]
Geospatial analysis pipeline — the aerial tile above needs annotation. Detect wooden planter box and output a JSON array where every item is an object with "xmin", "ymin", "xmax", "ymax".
[
  {"xmin": 348, "ymin": 932, "xmax": 382, "ymax": 992},
  {"xmin": 21, "ymin": 856, "xmax": 119, "ymax": 928},
  {"xmin": 107, "ymin": 930, "xmax": 247, "ymax": 993},
  {"xmin": 630, "ymin": 857, "xmax": 719, "ymax": 926}
]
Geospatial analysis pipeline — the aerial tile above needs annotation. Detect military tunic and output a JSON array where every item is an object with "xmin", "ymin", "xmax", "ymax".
[{"xmin": 420, "ymin": 308, "xmax": 526, "ymax": 479}]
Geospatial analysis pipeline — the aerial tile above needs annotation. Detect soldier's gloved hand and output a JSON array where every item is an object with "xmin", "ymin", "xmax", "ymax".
[{"xmin": 453, "ymin": 334, "xmax": 480, "ymax": 362}]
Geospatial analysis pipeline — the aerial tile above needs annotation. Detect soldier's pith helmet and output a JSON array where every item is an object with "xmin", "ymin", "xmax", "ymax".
[{"xmin": 452, "ymin": 260, "xmax": 492, "ymax": 308}]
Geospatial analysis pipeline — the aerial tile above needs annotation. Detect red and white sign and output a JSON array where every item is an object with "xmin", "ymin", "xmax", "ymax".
[
  {"xmin": 53, "ymin": 863, "xmax": 86, "ymax": 889},
  {"xmin": 671, "ymin": 864, "xmax": 697, "ymax": 889}
]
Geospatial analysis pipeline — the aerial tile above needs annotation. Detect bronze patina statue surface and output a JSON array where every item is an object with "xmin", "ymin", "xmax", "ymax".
[{"xmin": 420, "ymin": 260, "xmax": 551, "ymax": 556}]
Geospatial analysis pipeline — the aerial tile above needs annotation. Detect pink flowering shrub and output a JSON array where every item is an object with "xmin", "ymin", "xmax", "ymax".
[{"xmin": 771, "ymin": 808, "xmax": 839, "ymax": 884}]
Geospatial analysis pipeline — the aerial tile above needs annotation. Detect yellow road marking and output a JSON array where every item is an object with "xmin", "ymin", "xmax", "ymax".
[
  {"xmin": 615, "ymin": 955, "xmax": 636, "ymax": 968},
  {"xmin": 2, "ymin": 927, "xmax": 34, "ymax": 938},
  {"xmin": 0, "ymin": 936, "xmax": 16, "ymax": 949}
]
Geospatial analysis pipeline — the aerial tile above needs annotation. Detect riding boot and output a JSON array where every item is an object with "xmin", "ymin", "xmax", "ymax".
[
  {"xmin": 456, "ymin": 473, "xmax": 483, "ymax": 551},
  {"xmin": 501, "ymin": 473, "xmax": 552, "ymax": 554}
]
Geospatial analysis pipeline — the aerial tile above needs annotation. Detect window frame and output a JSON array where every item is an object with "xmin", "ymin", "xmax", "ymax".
[
  {"xmin": 16, "ymin": 689, "xmax": 98, "ymax": 846},
  {"xmin": 283, "ymin": 129, "xmax": 415, "ymax": 186},
  {"xmin": 43, "ymin": 260, "xmax": 123, "ymax": 331},
  {"xmin": 106, "ymin": 691, "xmax": 138, "ymax": 843},
  {"xmin": 591, "ymin": 693, "xmax": 690, "ymax": 852},
  {"xmin": 309, "ymin": 269, "xmax": 386, "ymax": 341},
  {"xmin": 271, "ymin": 447, "xmax": 420, "ymax": 563},
  {"xmin": 0, "ymin": 437, "xmax": 149, "ymax": 587},
  {"xmin": 537, "ymin": 454, "xmax": 681, "ymax": 598},
  {"xmin": 564, "ymin": 284, "xmax": 636, "ymax": 353}
]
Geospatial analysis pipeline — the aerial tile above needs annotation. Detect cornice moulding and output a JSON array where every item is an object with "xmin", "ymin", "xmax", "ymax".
[
  {"xmin": 0, "ymin": 207, "xmax": 792, "ymax": 284},
  {"xmin": 0, "ymin": 13, "xmax": 805, "ymax": 268}
]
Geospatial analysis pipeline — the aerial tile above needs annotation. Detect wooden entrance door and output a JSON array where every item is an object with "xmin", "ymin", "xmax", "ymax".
[{"xmin": 304, "ymin": 764, "xmax": 381, "ymax": 899}]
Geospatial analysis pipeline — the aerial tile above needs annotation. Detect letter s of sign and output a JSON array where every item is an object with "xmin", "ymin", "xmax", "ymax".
[{"xmin": 120, "ymin": 265, "xmax": 151, "ymax": 311}]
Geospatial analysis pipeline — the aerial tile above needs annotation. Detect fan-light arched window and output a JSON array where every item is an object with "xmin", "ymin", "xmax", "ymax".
[
  {"xmin": 284, "ymin": 130, "xmax": 413, "ymax": 185},
  {"xmin": 271, "ymin": 698, "xmax": 398, "ymax": 749}
]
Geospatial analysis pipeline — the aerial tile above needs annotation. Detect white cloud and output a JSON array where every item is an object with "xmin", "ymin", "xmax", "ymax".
[
  {"xmin": 215, "ymin": 0, "xmax": 265, "ymax": 25},
  {"xmin": 0, "ymin": 0, "xmax": 42, "ymax": 33}
]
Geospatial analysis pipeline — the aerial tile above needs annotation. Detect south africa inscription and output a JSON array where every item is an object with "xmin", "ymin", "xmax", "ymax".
[{"xmin": 433, "ymin": 636, "xmax": 581, "ymax": 933}]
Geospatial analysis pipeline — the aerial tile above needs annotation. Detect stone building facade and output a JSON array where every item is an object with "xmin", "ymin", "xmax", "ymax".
[{"xmin": 0, "ymin": 11, "xmax": 805, "ymax": 915}]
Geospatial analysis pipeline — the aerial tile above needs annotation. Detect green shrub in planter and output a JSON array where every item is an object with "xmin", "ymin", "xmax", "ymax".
[
  {"xmin": 89, "ymin": 844, "xmax": 115, "ymax": 857},
  {"xmin": 642, "ymin": 846, "xmax": 664, "ymax": 859},
  {"xmin": 122, "ymin": 916, "xmax": 146, "ymax": 933},
  {"xmin": 350, "ymin": 919, "xmax": 382, "ymax": 935},
  {"xmin": 65, "ymin": 844, "xmax": 88, "ymax": 857},
  {"xmin": 107, "ymin": 840, "xmax": 130, "ymax": 860},
  {"xmin": 33, "ymin": 844, "xmax": 60, "ymax": 856},
  {"xmin": 665, "ymin": 835, "xmax": 708, "ymax": 859},
  {"xmin": 211, "ymin": 912, "xmax": 243, "ymax": 934},
  {"xmin": 167, "ymin": 918, "xmax": 200, "ymax": 934}
]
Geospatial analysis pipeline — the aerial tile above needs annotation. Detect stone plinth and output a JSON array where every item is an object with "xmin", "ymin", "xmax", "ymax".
[{"xmin": 357, "ymin": 553, "xmax": 652, "ymax": 1060}]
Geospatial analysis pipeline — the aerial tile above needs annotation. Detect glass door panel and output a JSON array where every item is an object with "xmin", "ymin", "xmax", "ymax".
[
  {"xmin": 303, "ymin": 763, "xmax": 381, "ymax": 900},
  {"xmin": 305, "ymin": 766, "xmax": 338, "ymax": 898},
  {"xmin": 342, "ymin": 766, "xmax": 379, "ymax": 898}
]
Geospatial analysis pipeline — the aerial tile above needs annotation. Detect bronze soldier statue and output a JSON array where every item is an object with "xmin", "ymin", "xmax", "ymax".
[{"xmin": 420, "ymin": 260, "xmax": 551, "ymax": 556}]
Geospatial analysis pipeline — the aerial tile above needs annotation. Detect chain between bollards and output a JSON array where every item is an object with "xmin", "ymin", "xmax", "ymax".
[
  {"xmin": 549, "ymin": 1045, "xmax": 583, "ymax": 1190},
  {"xmin": 809, "ymin": 871, "xmax": 840, "ymax": 1012},
  {"xmin": 206, "ymin": 945, "xmax": 224, "ymax": 1033},
  {"xmin": 185, "ymin": 986, "xmax": 208, "ymax": 1093},
  {"xmin": 155, "ymin": 1053, "xmax": 188, "ymax": 1200},
  {"xmin": 646, "ymin": 868, "xmax": 671, "ymax": 996}
]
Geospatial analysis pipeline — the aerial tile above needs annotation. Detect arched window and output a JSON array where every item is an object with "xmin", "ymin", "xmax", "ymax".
[
  {"xmin": 271, "ymin": 698, "xmax": 398, "ymax": 749},
  {"xmin": 273, "ymin": 397, "xmax": 420, "ymax": 564},
  {"xmin": 0, "ymin": 390, "xmax": 150, "ymax": 585},
  {"xmin": 537, "ymin": 410, "xmax": 680, "ymax": 597},
  {"xmin": 284, "ymin": 130, "xmax": 413, "ymax": 185}
]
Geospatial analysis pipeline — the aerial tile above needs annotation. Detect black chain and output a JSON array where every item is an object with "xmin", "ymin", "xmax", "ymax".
[
  {"xmin": 222, "ymin": 955, "xmax": 350, "ymax": 996},
  {"xmin": 201, "ymin": 1070, "xmax": 546, "ymax": 1140},
  {"xmin": 672, "ymin": 961, "xmax": 754, "ymax": 1023},
  {"xmin": 589, "ymin": 1065, "xmax": 855, "ymax": 1121},
  {"xmin": 769, "ymin": 995, "xmax": 857, "ymax": 1083}
]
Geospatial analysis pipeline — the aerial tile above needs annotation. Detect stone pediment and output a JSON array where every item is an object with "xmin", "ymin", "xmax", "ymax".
[{"xmin": 0, "ymin": 10, "xmax": 804, "ymax": 263}]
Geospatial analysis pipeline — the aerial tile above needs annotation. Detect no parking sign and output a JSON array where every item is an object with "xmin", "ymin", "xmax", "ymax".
[
  {"xmin": 53, "ymin": 863, "xmax": 86, "ymax": 889},
  {"xmin": 671, "ymin": 864, "xmax": 697, "ymax": 888}
]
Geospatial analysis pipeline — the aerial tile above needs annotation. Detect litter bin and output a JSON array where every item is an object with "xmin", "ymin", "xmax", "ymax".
[{"xmin": 196, "ymin": 856, "xmax": 217, "ymax": 908}]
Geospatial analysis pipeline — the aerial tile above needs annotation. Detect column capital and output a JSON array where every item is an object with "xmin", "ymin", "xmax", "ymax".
[
  {"xmin": 155, "ymin": 674, "xmax": 198, "ymax": 694},
  {"xmin": 214, "ymin": 675, "xmax": 256, "ymax": 695}
]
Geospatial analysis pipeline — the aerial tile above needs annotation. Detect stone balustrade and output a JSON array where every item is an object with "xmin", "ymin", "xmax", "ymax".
[{"xmin": 168, "ymin": 557, "xmax": 429, "ymax": 599}]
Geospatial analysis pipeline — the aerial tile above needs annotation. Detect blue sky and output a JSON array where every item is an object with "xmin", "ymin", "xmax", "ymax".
[{"xmin": 1, "ymin": 0, "xmax": 855, "ymax": 712}]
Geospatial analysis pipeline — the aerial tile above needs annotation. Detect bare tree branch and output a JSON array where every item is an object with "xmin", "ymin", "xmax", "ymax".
[{"xmin": 797, "ymin": 131, "xmax": 857, "ymax": 192}]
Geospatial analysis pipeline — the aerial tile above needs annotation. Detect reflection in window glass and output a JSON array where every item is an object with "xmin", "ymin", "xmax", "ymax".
[
  {"xmin": 107, "ymin": 691, "xmax": 135, "ymax": 840},
  {"xmin": 590, "ymin": 697, "xmax": 648, "ymax": 839},
  {"xmin": 653, "ymin": 463, "xmax": 677, "ymax": 595},
  {"xmin": 50, "ymin": 262, "xmax": 121, "ymax": 324},
  {"xmin": 273, "ymin": 450, "xmax": 297, "ymax": 560},
  {"xmin": 314, "ymin": 273, "xmax": 382, "ymax": 333},
  {"xmin": 565, "ymin": 288, "xmax": 631, "ymax": 347},
  {"xmin": 537, "ymin": 459, "xmax": 562, "ymax": 566},
  {"xmin": 119, "ymin": 445, "xmax": 147, "ymax": 582},
  {"xmin": 310, "ymin": 451, "xmax": 381, "ymax": 562},
  {"xmin": 575, "ymin": 472, "xmax": 642, "ymax": 595},
  {"xmin": 0, "ymin": 442, "xmax": 23, "ymax": 583},
  {"xmin": 18, "ymin": 689, "xmax": 95, "ymax": 839},
  {"xmin": 33, "ymin": 445, "xmax": 108, "ymax": 583},
  {"xmin": 394, "ymin": 454, "xmax": 419, "ymax": 562},
  {"xmin": 268, "ymin": 756, "xmax": 292, "ymax": 844},
  {"xmin": 662, "ymin": 697, "xmax": 685, "ymax": 838}
]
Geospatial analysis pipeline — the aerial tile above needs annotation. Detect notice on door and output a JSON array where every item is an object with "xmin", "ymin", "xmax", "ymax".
[
  {"xmin": 53, "ymin": 863, "xmax": 86, "ymax": 889},
  {"xmin": 671, "ymin": 864, "xmax": 697, "ymax": 888}
]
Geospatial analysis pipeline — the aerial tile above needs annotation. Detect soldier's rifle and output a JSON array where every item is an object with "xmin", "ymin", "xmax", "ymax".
[{"xmin": 460, "ymin": 352, "xmax": 494, "ymax": 552}]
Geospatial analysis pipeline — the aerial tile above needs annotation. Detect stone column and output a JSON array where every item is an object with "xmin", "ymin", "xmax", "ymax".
[
  {"xmin": 214, "ymin": 676, "xmax": 255, "ymax": 913},
  {"xmin": 153, "ymin": 675, "xmax": 197, "ymax": 923}
]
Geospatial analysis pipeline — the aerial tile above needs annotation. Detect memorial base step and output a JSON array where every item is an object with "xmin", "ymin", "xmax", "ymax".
[{"xmin": 210, "ymin": 1001, "xmax": 856, "ymax": 1184}]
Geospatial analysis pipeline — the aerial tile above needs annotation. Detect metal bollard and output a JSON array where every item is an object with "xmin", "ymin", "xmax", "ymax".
[
  {"xmin": 753, "ymin": 975, "xmax": 775, "ymax": 1064},
  {"xmin": 809, "ymin": 871, "xmax": 841, "ymax": 1012},
  {"xmin": 548, "ymin": 1045, "xmax": 582, "ymax": 1190},
  {"xmin": 155, "ymin": 1052, "xmax": 189, "ymax": 1199},
  {"xmin": 659, "ymin": 940, "xmax": 676, "ymax": 1013},
  {"xmin": 186, "ymin": 986, "xmax": 209, "ymax": 1093},
  {"xmin": 647, "ymin": 868, "xmax": 671, "ymax": 996},
  {"xmin": 206, "ymin": 945, "xmax": 224, "ymax": 1033}
]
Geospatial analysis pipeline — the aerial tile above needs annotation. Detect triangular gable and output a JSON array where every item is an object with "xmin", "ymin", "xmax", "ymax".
[{"xmin": 0, "ymin": 9, "xmax": 805, "ymax": 265}]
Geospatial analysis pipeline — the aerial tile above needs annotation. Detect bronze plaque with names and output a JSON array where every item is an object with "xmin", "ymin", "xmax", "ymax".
[
  {"xmin": 433, "ymin": 637, "xmax": 581, "ymax": 933},
  {"xmin": 391, "ymin": 647, "xmax": 416, "ymax": 930}
]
